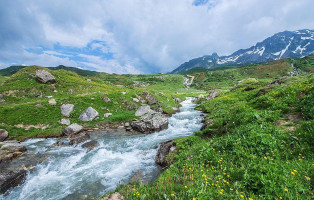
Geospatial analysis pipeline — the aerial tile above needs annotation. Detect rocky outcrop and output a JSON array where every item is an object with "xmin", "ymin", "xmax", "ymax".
[
  {"xmin": 35, "ymin": 70, "xmax": 56, "ymax": 84},
  {"xmin": 206, "ymin": 91, "xmax": 220, "ymax": 101},
  {"xmin": 102, "ymin": 192, "xmax": 124, "ymax": 200},
  {"xmin": 81, "ymin": 140, "xmax": 99, "ymax": 150},
  {"xmin": 61, "ymin": 104, "xmax": 74, "ymax": 117},
  {"xmin": 79, "ymin": 107, "xmax": 99, "ymax": 121},
  {"xmin": 135, "ymin": 105, "xmax": 151, "ymax": 116},
  {"xmin": 0, "ymin": 170, "xmax": 27, "ymax": 194},
  {"xmin": 69, "ymin": 132, "xmax": 90, "ymax": 145},
  {"xmin": 155, "ymin": 140, "xmax": 176, "ymax": 167},
  {"xmin": 269, "ymin": 76, "xmax": 288, "ymax": 86},
  {"xmin": 0, "ymin": 129, "xmax": 8, "ymax": 142},
  {"xmin": 62, "ymin": 123, "xmax": 83, "ymax": 136}
]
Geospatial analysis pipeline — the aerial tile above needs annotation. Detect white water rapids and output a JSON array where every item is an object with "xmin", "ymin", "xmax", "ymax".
[{"xmin": 1, "ymin": 97, "xmax": 203, "ymax": 200}]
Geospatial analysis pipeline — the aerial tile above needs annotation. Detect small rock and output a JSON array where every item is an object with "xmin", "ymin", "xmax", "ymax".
[
  {"xmin": 0, "ymin": 94, "xmax": 5, "ymax": 103},
  {"xmin": 81, "ymin": 140, "xmax": 99, "ymax": 150},
  {"xmin": 48, "ymin": 99, "xmax": 57, "ymax": 106},
  {"xmin": 69, "ymin": 89, "xmax": 74, "ymax": 94},
  {"xmin": 62, "ymin": 123, "xmax": 83, "ymax": 136},
  {"xmin": 102, "ymin": 192, "xmax": 124, "ymax": 200},
  {"xmin": 104, "ymin": 113, "xmax": 112, "ymax": 118},
  {"xmin": 53, "ymin": 90, "xmax": 58, "ymax": 93},
  {"xmin": 46, "ymin": 96, "xmax": 53, "ymax": 98},
  {"xmin": 59, "ymin": 119, "xmax": 70, "ymax": 125},
  {"xmin": 0, "ymin": 129, "xmax": 8, "ymax": 142},
  {"xmin": 132, "ymin": 98, "xmax": 139, "ymax": 103},
  {"xmin": 79, "ymin": 107, "xmax": 99, "ymax": 121},
  {"xmin": 69, "ymin": 132, "xmax": 90, "ymax": 145},
  {"xmin": 35, "ymin": 104, "xmax": 42, "ymax": 107},
  {"xmin": 146, "ymin": 94, "xmax": 158, "ymax": 105},
  {"xmin": 103, "ymin": 97, "xmax": 111, "ymax": 102},
  {"xmin": 121, "ymin": 92, "xmax": 126, "ymax": 95},
  {"xmin": 61, "ymin": 104, "xmax": 74, "ymax": 117},
  {"xmin": 35, "ymin": 70, "xmax": 56, "ymax": 84},
  {"xmin": 86, "ymin": 79, "xmax": 91, "ymax": 82},
  {"xmin": 124, "ymin": 122, "xmax": 130, "ymax": 127},
  {"xmin": 173, "ymin": 98, "xmax": 181, "ymax": 103}
]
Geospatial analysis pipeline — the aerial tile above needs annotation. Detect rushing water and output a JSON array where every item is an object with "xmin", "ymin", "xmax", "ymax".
[{"xmin": 1, "ymin": 97, "xmax": 203, "ymax": 200}]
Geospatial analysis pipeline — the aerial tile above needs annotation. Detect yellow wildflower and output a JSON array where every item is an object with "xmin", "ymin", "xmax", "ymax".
[
  {"xmin": 284, "ymin": 188, "xmax": 288, "ymax": 192},
  {"xmin": 240, "ymin": 195, "xmax": 244, "ymax": 198}
]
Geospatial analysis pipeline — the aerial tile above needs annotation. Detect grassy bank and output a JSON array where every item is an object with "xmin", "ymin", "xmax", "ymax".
[
  {"xmin": 116, "ymin": 72, "xmax": 313, "ymax": 198},
  {"xmin": 0, "ymin": 66, "xmax": 203, "ymax": 140}
]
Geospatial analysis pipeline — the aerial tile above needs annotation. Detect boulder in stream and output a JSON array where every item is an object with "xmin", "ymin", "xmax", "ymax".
[
  {"xmin": 131, "ymin": 111, "xmax": 168, "ymax": 133},
  {"xmin": 81, "ymin": 140, "xmax": 99, "ymax": 150},
  {"xmin": 69, "ymin": 132, "xmax": 90, "ymax": 145}
]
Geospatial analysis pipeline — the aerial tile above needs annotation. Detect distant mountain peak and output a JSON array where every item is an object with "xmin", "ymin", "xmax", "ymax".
[{"xmin": 171, "ymin": 29, "xmax": 314, "ymax": 74}]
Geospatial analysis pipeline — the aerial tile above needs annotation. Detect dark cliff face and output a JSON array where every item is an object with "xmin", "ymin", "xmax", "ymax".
[{"xmin": 171, "ymin": 29, "xmax": 314, "ymax": 73}]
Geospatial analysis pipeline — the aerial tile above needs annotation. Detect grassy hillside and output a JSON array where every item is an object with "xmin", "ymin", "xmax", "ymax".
[
  {"xmin": 0, "ymin": 66, "xmax": 202, "ymax": 140},
  {"xmin": 183, "ymin": 56, "xmax": 314, "ymax": 91},
  {"xmin": 117, "ymin": 74, "xmax": 313, "ymax": 200}
]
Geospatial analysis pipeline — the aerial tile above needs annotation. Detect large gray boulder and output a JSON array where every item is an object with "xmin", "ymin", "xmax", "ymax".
[
  {"xmin": 61, "ymin": 104, "xmax": 74, "ymax": 117},
  {"xmin": 155, "ymin": 140, "xmax": 176, "ymax": 167},
  {"xmin": 131, "ymin": 111, "xmax": 168, "ymax": 133},
  {"xmin": 135, "ymin": 105, "xmax": 152, "ymax": 117},
  {"xmin": 79, "ymin": 107, "xmax": 99, "ymax": 121},
  {"xmin": 35, "ymin": 70, "xmax": 56, "ymax": 84},
  {"xmin": 0, "ymin": 129, "xmax": 8, "ymax": 142},
  {"xmin": 62, "ymin": 123, "xmax": 83, "ymax": 136}
]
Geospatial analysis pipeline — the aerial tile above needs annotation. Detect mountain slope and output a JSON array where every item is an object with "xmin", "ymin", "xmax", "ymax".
[{"xmin": 171, "ymin": 29, "xmax": 314, "ymax": 73}]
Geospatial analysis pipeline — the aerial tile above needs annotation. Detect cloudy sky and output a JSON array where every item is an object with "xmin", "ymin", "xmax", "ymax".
[{"xmin": 0, "ymin": 0, "xmax": 313, "ymax": 74}]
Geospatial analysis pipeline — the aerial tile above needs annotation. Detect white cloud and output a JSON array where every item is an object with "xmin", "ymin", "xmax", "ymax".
[{"xmin": 0, "ymin": 0, "xmax": 314, "ymax": 73}]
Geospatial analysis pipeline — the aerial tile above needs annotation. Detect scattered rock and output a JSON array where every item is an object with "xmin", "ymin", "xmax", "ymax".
[
  {"xmin": 104, "ymin": 113, "xmax": 112, "ymax": 118},
  {"xmin": 86, "ymin": 79, "xmax": 91, "ymax": 82},
  {"xmin": 146, "ymin": 94, "xmax": 158, "ymax": 105},
  {"xmin": 0, "ymin": 170, "xmax": 27, "ymax": 194},
  {"xmin": 121, "ymin": 92, "xmax": 126, "ymax": 95},
  {"xmin": 81, "ymin": 140, "xmax": 99, "ymax": 150},
  {"xmin": 131, "ymin": 111, "xmax": 168, "ymax": 133},
  {"xmin": 61, "ymin": 104, "xmax": 74, "ymax": 117},
  {"xmin": 79, "ymin": 107, "xmax": 99, "ymax": 121},
  {"xmin": 35, "ymin": 104, "xmax": 42, "ymax": 107},
  {"xmin": 69, "ymin": 88, "xmax": 74, "ymax": 94},
  {"xmin": 62, "ymin": 123, "xmax": 83, "ymax": 136},
  {"xmin": 132, "ymin": 98, "xmax": 139, "ymax": 103},
  {"xmin": 46, "ymin": 96, "xmax": 53, "ymax": 98},
  {"xmin": 155, "ymin": 140, "xmax": 176, "ymax": 167},
  {"xmin": 102, "ymin": 192, "xmax": 124, "ymax": 200},
  {"xmin": 124, "ymin": 122, "xmax": 130, "ymax": 127},
  {"xmin": 196, "ymin": 94, "xmax": 205, "ymax": 99},
  {"xmin": 0, "ymin": 130, "xmax": 8, "ymax": 142},
  {"xmin": 35, "ymin": 70, "xmax": 56, "ymax": 84},
  {"xmin": 1, "ymin": 143, "xmax": 26, "ymax": 152},
  {"xmin": 53, "ymin": 90, "xmax": 58, "ymax": 93},
  {"xmin": 59, "ymin": 119, "xmax": 70, "ymax": 125},
  {"xmin": 48, "ymin": 99, "xmax": 57, "ymax": 106},
  {"xmin": 69, "ymin": 132, "xmax": 90, "ymax": 145},
  {"xmin": 34, "ymin": 94, "xmax": 42, "ymax": 98},
  {"xmin": 269, "ymin": 76, "xmax": 288, "ymax": 86},
  {"xmin": 135, "ymin": 105, "xmax": 152, "ymax": 117},
  {"xmin": 103, "ymin": 97, "xmax": 111, "ymax": 102},
  {"xmin": 0, "ymin": 94, "xmax": 4, "ymax": 103},
  {"xmin": 206, "ymin": 91, "xmax": 220, "ymax": 101}
]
